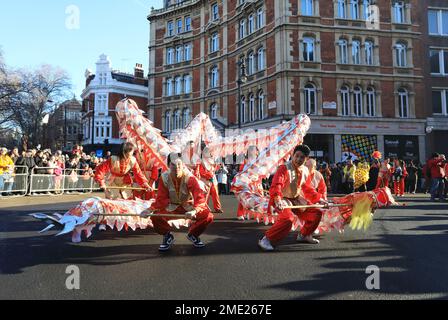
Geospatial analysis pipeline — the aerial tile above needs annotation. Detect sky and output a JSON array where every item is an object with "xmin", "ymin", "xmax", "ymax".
[{"xmin": 0, "ymin": 0, "xmax": 163, "ymax": 98}]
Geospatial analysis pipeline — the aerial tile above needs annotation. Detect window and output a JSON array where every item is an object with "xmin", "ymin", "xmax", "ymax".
[
  {"xmin": 176, "ymin": 19, "xmax": 183, "ymax": 33},
  {"xmin": 95, "ymin": 93, "xmax": 108, "ymax": 113},
  {"xmin": 247, "ymin": 51, "xmax": 255, "ymax": 74},
  {"xmin": 239, "ymin": 19, "xmax": 246, "ymax": 39},
  {"xmin": 395, "ymin": 42, "xmax": 407, "ymax": 67},
  {"xmin": 350, "ymin": 0, "xmax": 359, "ymax": 20},
  {"xmin": 185, "ymin": 16, "xmax": 191, "ymax": 31},
  {"xmin": 248, "ymin": 14, "xmax": 255, "ymax": 34},
  {"xmin": 302, "ymin": 0, "xmax": 314, "ymax": 16},
  {"xmin": 398, "ymin": 88, "xmax": 409, "ymax": 118},
  {"xmin": 167, "ymin": 47, "xmax": 174, "ymax": 64},
  {"xmin": 338, "ymin": 0, "xmax": 347, "ymax": 19},
  {"xmin": 362, "ymin": 0, "xmax": 372, "ymax": 20},
  {"xmin": 257, "ymin": 47, "xmax": 265, "ymax": 70},
  {"xmin": 258, "ymin": 90, "xmax": 265, "ymax": 120},
  {"xmin": 352, "ymin": 40, "xmax": 361, "ymax": 64},
  {"xmin": 211, "ymin": 33, "xmax": 219, "ymax": 52},
  {"xmin": 183, "ymin": 108, "xmax": 191, "ymax": 126},
  {"xmin": 210, "ymin": 103, "xmax": 218, "ymax": 119},
  {"xmin": 303, "ymin": 37, "xmax": 315, "ymax": 62},
  {"xmin": 339, "ymin": 39, "xmax": 348, "ymax": 64},
  {"xmin": 241, "ymin": 96, "xmax": 246, "ymax": 123},
  {"xmin": 212, "ymin": 3, "xmax": 219, "ymax": 21},
  {"xmin": 429, "ymin": 9, "xmax": 448, "ymax": 36},
  {"xmin": 341, "ymin": 85, "xmax": 350, "ymax": 116},
  {"xmin": 176, "ymin": 46, "xmax": 183, "ymax": 63},
  {"xmin": 211, "ymin": 66, "xmax": 219, "ymax": 88},
  {"xmin": 432, "ymin": 90, "xmax": 448, "ymax": 115},
  {"xmin": 99, "ymin": 73, "xmax": 107, "ymax": 85},
  {"xmin": 353, "ymin": 86, "xmax": 363, "ymax": 116},
  {"xmin": 175, "ymin": 76, "xmax": 182, "ymax": 95},
  {"xmin": 249, "ymin": 94, "xmax": 255, "ymax": 122},
  {"xmin": 166, "ymin": 78, "xmax": 173, "ymax": 96},
  {"xmin": 366, "ymin": 87, "xmax": 376, "ymax": 117},
  {"xmin": 393, "ymin": 1, "xmax": 405, "ymax": 24},
  {"xmin": 304, "ymin": 83, "xmax": 317, "ymax": 114},
  {"xmin": 167, "ymin": 21, "xmax": 174, "ymax": 36},
  {"xmin": 173, "ymin": 110, "xmax": 181, "ymax": 130},
  {"xmin": 165, "ymin": 111, "xmax": 171, "ymax": 132},
  {"xmin": 365, "ymin": 41, "xmax": 374, "ymax": 65},
  {"xmin": 184, "ymin": 75, "xmax": 192, "ymax": 93},
  {"xmin": 257, "ymin": 8, "xmax": 264, "ymax": 29},
  {"xmin": 184, "ymin": 44, "xmax": 192, "ymax": 61}
]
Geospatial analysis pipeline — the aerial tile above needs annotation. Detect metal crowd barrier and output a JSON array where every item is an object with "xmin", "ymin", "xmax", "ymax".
[{"xmin": 0, "ymin": 165, "xmax": 28, "ymax": 197}]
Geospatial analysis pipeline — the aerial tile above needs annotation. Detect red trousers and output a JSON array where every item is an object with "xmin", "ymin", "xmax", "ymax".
[
  {"xmin": 375, "ymin": 176, "xmax": 389, "ymax": 189},
  {"xmin": 265, "ymin": 208, "xmax": 322, "ymax": 243},
  {"xmin": 393, "ymin": 180, "xmax": 405, "ymax": 196},
  {"xmin": 237, "ymin": 203, "xmax": 245, "ymax": 218},
  {"xmin": 206, "ymin": 183, "xmax": 222, "ymax": 211},
  {"xmin": 151, "ymin": 207, "xmax": 214, "ymax": 237}
]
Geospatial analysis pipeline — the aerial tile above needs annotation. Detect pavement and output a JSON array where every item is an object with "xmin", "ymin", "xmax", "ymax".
[{"xmin": 0, "ymin": 192, "xmax": 448, "ymax": 300}]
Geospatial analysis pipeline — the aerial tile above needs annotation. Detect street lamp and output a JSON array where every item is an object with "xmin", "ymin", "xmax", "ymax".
[{"xmin": 237, "ymin": 59, "xmax": 248, "ymax": 129}]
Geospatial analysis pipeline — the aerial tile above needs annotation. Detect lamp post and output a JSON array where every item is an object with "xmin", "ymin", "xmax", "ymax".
[{"xmin": 237, "ymin": 59, "xmax": 248, "ymax": 129}]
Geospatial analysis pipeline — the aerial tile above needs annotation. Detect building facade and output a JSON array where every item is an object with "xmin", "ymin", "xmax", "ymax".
[
  {"xmin": 46, "ymin": 98, "xmax": 82, "ymax": 152},
  {"xmin": 424, "ymin": 0, "xmax": 448, "ymax": 158},
  {"xmin": 148, "ymin": 0, "xmax": 427, "ymax": 163},
  {"xmin": 81, "ymin": 54, "xmax": 148, "ymax": 153}
]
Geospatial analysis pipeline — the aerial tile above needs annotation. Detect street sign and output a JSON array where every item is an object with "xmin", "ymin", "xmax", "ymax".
[{"xmin": 323, "ymin": 101, "xmax": 337, "ymax": 109}]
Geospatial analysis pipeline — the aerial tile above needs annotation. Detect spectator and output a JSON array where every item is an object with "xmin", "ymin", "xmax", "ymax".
[
  {"xmin": 342, "ymin": 159, "xmax": 356, "ymax": 194},
  {"xmin": 427, "ymin": 153, "xmax": 446, "ymax": 201},
  {"xmin": 216, "ymin": 163, "xmax": 229, "ymax": 195},
  {"xmin": 406, "ymin": 160, "xmax": 418, "ymax": 194},
  {"xmin": 65, "ymin": 155, "xmax": 79, "ymax": 193},
  {"xmin": 0, "ymin": 147, "xmax": 14, "ymax": 196}
]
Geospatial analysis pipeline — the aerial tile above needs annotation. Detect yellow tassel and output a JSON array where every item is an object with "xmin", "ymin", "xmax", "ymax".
[{"xmin": 349, "ymin": 193, "xmax": 374, "ymax": 231}]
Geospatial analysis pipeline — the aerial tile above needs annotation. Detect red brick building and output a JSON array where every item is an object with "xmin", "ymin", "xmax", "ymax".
[
  {"xmin": 148, "ymin": 0, "xmax": 427, "ymax": 163},
  {"xmin": 81, "ymin": 54, "xmax": 148, "ymax": 153}
]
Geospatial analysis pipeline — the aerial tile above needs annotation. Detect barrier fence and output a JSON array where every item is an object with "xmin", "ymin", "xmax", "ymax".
[{"xmin": 0, "ymin": 167, "xmax": 101, "ymax": 198}]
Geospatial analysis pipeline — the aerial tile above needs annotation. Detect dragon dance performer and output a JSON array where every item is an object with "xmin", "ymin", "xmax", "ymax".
[
  {"xmin": 94, "ymin": 142, "xmax": 151, "ymax": 200},
  {"xmin": 197, "ymin": 146, "xmax": 223, "ymax": 213},
  {"xmin": 305, "ymin": 158, "xmax": 327, "ymax": 200},
  {"xmin": 236, "ymin": 146, "xmax": 264, "ymax": 220},
  {"xmin": 183, "ymin": 140, "xmax": 201, "ymax": 177},
  {"xmin": 151, "ymin": 153, "xmax": 214, "ymax": 252},
  {"xmin": 258, "ymin": 145, "xmax": 328, "ymax": 251},
  {"xmin": 375, "ymin": 158, "xmax": 392, "ymax": 189},
  {"xmin": 134, "ymin": 150, "xmax": 160, "ymax": 200}
]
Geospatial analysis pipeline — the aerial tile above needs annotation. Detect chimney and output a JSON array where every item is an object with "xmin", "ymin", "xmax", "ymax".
[{"xmin": 134, "ymin": 63, "xmax": 144, "ymax": 79}]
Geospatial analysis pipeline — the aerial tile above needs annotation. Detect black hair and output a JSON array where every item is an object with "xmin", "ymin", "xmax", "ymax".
[
  {"xmin": 293, "ymin": 144, "xmax": 311, "ymax": 157},
  {"xmin": 119, "ymin": 142, "xmax": 135, "ymax": 160},
  {"xmin": 167, "ymin": 152, "xmax": 182, "ymax": 166},
  {"xmin": 432, "ymin": 152, "xmax": 440, "ymax": 159}
]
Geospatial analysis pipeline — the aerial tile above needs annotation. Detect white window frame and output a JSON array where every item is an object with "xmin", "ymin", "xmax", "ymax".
[
  {"xmin": 175, "ymin": 76, "xmax": 182, "ymax": 95},
  {"xmin": 258, "ymin": 90, "xmax": 265, "ymax": 120},
  {"xmin": 365, "ymin": 41, "xmax": 374, "ymax": 65},
  {"xmin": 398, "ymin": 88, "xmax": 409, "ymax": 118},
  {"xmin": 339, "ymin": 39, "xmax": 348, "ymax": 64},
  {"xmin": 184, "ymin": 44, "xmax": 192, "ymax": 61},
  {"xmin": 166, "ymin": 78, "xmax": 173, "ymax": 96},
  {"xmin": 432, "ymin": 89, "xmax": 448, "ymax": 115},
  {"xmin": 185, "ymin": 16, "xmax": 191, "ymax": 32},
  {"xmin": 350, "ymin": 0, "xmax": 360, "ymax": 20},
  {"xmin": 184, "ymin": 75, "xmax": 192, "ymax": 94},
  {"xmin": 353, "ymin": 86, "xmax": 363, "ymax": 116},
  {"xmin": 211, "ymin": 66, "xmax": 219, "ymax": 88},
  {"xmin": 249, "ymin": 94, "xmax": 255, "ymax": 122},
  {"xmin": 338, "ymin": 0, "xmax": 347, "ymax": 19},
  {"xmin": 341, "ymin": 86, "xmax": 350, "ymax": 116},
  {"xmin": 210, "ymin": 103, "xmax": 218, "ymax": 119},
  {"xmin": 257, "ymin": 47, "xmax": 265, "ymax": 70},
  {"xmin": 395, "ymin": 42, "xmax": 407, "ymax": 67},
  {"xmin": 303, "ymin": 37, "xmax": 315, "ymax": 62},
  {"xmin": 304, "ymin": 83, "xmax": 317, "ymax": 115},
  {"xmin": 212, "ymin": 3, "xmax": 219, "ymax": 21},
  {"xmin": 167, "ymin": 47, "xmax": 174, "ymax": 64},
  {"xmin": 393, "ymin": 1, "xmax": 405, "ymax": 24},
  {"xmin": 173, "ymin": 110, "xmax": 181, "ymax": 130},
  {"xmin": 429, "ymin": 9, "xmax": 448, "ymax": 36},
  {"xmin": 182, "ymin": 108, "xmax": 191, "ymax": 126},
  {"xmin": 352, "ymin": 40, "xmax": 361, "ymax": 64},
  {"xmin": 248, "ymin": 14, "xmax": 255, "ymax": 34},
  {"xmin": 257, "ymin": 8, "xmax": 264, "ymax": 29},
  {"xmin": 176, "ymin": 46, "xmax": 183, "ymax": 63},
  {"xmin": 302, "ymin": 0, "xmax": 314, "ymax": 16},
  {"xmin": 239, "ymin": 19, "xmax": 246, "ymax": 39},
  {"xmin": 241, "ymin": 96, "xmax": 247, "ymax": 123},
  {"xmin": 167, "ymin": 21, "xmax": 174, "ymax": 37},
  {"xmin": 176, "ymin": 19, "xmax": 183, "ymax": 34},
  {"xmin": 211, "ymin": 33, "xmax": 219, "ymax": 52},
  {"xmin": 247, "ymin": 51, "xmax": 255, "ymax": 74},
  {"xmin": 366, "ymin": 87, "xmax": 376, "ymax": 117}
]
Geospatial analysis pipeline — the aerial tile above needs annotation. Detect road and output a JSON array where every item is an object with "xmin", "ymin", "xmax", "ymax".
[{"xmin": 1, "ymin": 193, "xmax": 447, "ymax": 300}]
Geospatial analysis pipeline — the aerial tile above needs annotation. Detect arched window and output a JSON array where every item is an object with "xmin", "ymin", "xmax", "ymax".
[
  {"xmin": 258, "ymin": 90, "xmax": 265, "ymax": 120},
  {"xmin": 362, "ymin": 0, "xmax": 372, "ymax": 20},
  {"xmin": 173, "ymin": 109, "xmax": 181, "ymax": 130},
  {"xmin": 241, "ymin": 96, "xmax": 246, "ymax": 123},
  {"xmin": 365, "ymin": 40, "xmax": 374, "ymax": 65},
  {"xmin": 257, "ymin": 47, "xmax": 265, "ymax": 70},
  {"xmin": 304, "ymin": 83, "xmax": 317, "ymax": 115},
  {"xmin": 339, "ymin": 39, "xmax": 348, "ymax": 64},
  {"xmin": 341, "ymin": 85, "xmax": 350, "ymax": 116},
  {"xmin": 211, "ymin": 66, "xmax": 219, "ymax": 88},
  {"xmin": 395, "ymin": 42, "xmax": 407, "ymax": 67},
  {"xmin": 303, "ymin": 37, "xmax": 315, "ymax": 62},
  {"xmin": 302, "ymin": 0, "xmax": 314, "ymax": 16},
  {"xmin": 175, "ymin": 76, "xmax": 182, "ymax": 95},
  {"xmin": 184, "ymin": 75, "xmax": 192, "ymax": 94},
  {"xmin": 350, "ymin": 0, "xmax": 360, "ymax": 20},
  {"xmin": 338, "ymin": 0, "xmax": 347, "ymax": 19},
  {"xmin": 352, "ymin": 40, "xmax": 361, "ymax": 64},
  {"xmin": 393, "ymin": 1, "xmax": 405, "ymax": 23},
  {"xmin": 165, "ymin": 110, "xmax": 171, "ymax": 132},
  {"xmin": 239, "ymin": 19, "xmax": 246, "ymax": 39},
  {"xmin": 366, "ymin": 86, "xmax": 376, "ymax": 117},
  {"xmin": 353, "ymin": 86, "xmax": 363, "ymax": 116},
  {"xmin": 248, "ymin": 14, "xmax": 255, "ymax": 34},
  {"xmin": 257, "ymin": 7, "xmax": 264, "ymax": 29},
  {"xmin": 398, "ymin": 88, "xmax": 409, "ymax": 118},
  {"xmin": 249, "ymin": 93, "xmax": 255, "ymax": 122},
  {"xmin": 210, "ymin": 103, "xmax": 218, "ymax": 119},
  {"xmin": 211, "ymin": 32, "xmax": 219, "ymax": 52},
  {"xmin": 182, "ymin": 108, "xmax": 191, "ymax": 127},
  {"xmin": 247, "ymin": 51, "xmax": 255, "ymax": 75},
  {"xmin": 167, "ymin": 48, "xmax": 174, "ymax": 64},
  {"xmin": 166, "ymin": 78, "xmax": 173, "ymax": 96}
]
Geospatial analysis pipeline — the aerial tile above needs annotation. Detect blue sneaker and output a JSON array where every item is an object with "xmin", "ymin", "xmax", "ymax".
[
  {"xmin": 186, "ymin": 234, "xmax": 205, "ymax": 248},
  {"xmin": 159, "ymin": 233, "xmax": 175, "ymax": 251}
]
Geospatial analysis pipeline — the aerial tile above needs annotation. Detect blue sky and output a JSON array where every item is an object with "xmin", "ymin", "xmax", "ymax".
[{"xmin": 0, "ymin": 0, "xmax": 163, "ymax": 98}]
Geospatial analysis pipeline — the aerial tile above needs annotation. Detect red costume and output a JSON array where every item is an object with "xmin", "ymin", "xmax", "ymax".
[
  {"xmin": 94, "ymin": 155, "xmax": 149, "ymax": 200},
  {"xmin": 309, "ymin": 170, "xmax": 328, "ymax": 200},
  {"xmin": 265, "ymin": 162, "xmax": 323, "ymax": 243},
  {"xmin": 197, "ymin": 160, "xmax": 222, "ymax": 212},
  {"xmin": 375, "ymin": 161, "xmax": 391, "ymax": 189},
  {"xmin": 151, "ymin": 170, "xmax": 214, "ymax": 237},
  {"xmin": 134, "ymin": 155, "xmax": 159, "ymax": 200}
]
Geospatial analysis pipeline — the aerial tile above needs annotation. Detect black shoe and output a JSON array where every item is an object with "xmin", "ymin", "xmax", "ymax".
[
  {"xmin": 159, "ymin": 233, "xmax": 175, "ymax": 251},
  {"xmin": 186, "ymin": 234, "xmax": 205, "ymax": 248}
]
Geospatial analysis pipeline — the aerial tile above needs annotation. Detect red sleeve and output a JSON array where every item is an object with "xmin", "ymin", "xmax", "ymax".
[
  {"xmin": 150, "ymin": 166, "xmax": 159, "ymax": 182},
  {"xmin": 317, "ymin": 176, "xmax": 327, "ymax": 200},
  {"xmin": 94, "ymin": 159, "xmax": 112, "ymax": 187},
  {"xmin": 187, "ymin": 176, "xmax": 208, "ymax": 212},
  {"xmin": 302, "ymin": 174, "xmax": 322, "ymax": 204},
  {"xmin": 132, "ymin": 161, "xmax": 149, "ymax": 187},
  {"xmin": 199, "ymin": 164, "xmax": 214, "ymax": 180},
  {"xmin": 239, "ymin": 160, "xmax": 246, "ymax": 172},
  {"xmin": 269, "ymin": 165, "xmax": 289, "ymax": 200},
  {"xmin": 151, "ymin": 177, "xmax": 170, "ymax": 210}
]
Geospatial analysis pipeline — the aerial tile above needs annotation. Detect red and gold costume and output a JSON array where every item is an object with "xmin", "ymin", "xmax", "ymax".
[
  {"xmin": 94, "ymin": 155, "xmax": 149, "ymax": 200},
  {"xmin": 150, "ymin": 170, "xmax": 214, "ymax": 237},
  {"xmin": 265, "ymin": 162, "xmax": 323, "ymax": 243},
  {"xmin": 375, "ymin": 161, "xmax": 392, "ymax": 189},
  {"xmin": 134, "ymin": 154, "xmax": 159, "ymax": 200},
  {"xmin": 197, "ymin": 158, "xmax": 222, "ymax": 212},
  {"xmin": 309, "ymin": 170, "xmax": 328, "ymax": 200}
]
